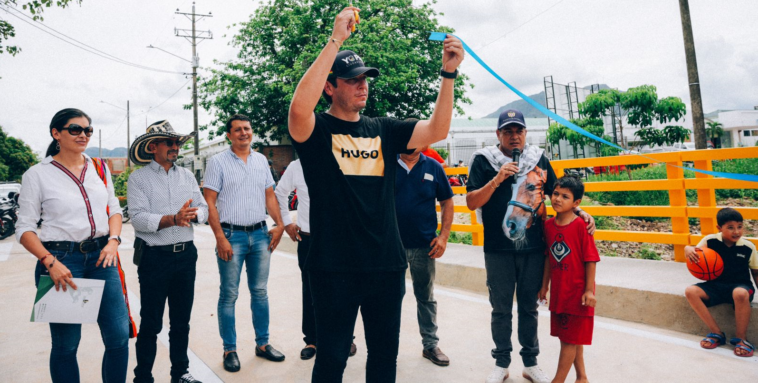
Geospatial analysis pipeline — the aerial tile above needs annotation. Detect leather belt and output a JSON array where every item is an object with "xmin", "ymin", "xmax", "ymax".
[
  {"xmin": 221, "ymin": 221, "xmax": 266, "ymax": 232},
  {"xmin": 147, "ymin": 241, "xmax": 193, "ymax": 253},
  {"xmin": 43, "ymin": 236, "xmax": 109, "ymax": 253},
  {"xmin": 299, "ymin": 231, "xmax": 310, "ymax": 236}
]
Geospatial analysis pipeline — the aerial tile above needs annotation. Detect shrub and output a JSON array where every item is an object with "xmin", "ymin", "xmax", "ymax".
[{"xmin": 635, "ymin": 245, "xmax": 662, "ymax": 260}]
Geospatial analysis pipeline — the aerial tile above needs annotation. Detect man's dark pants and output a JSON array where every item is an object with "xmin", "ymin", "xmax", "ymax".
[
  {"xmin": 485, "ymin": 250, "xmax": 544, "ymax": 368},
  {"xmin": 309, "ymin": 270, "xmax": 405, "ymax": 383},
  {"xmin": 133, "ymin": 243, "xmax": 198, "ymax": 382},
  {"xmin": 297, "ymin": 234, "xmax": 317, "ymax": 346}
]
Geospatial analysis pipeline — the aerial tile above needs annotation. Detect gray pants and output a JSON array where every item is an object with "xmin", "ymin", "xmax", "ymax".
[
  {"xmin": 406, "ymin": 247, "xmax": 439, "ymax": 349},
  {"xmin": 485, "ymin": 250, "xmax": 545, "ymax": 368}
]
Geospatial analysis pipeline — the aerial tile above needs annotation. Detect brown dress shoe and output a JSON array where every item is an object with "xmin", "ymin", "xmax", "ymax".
[{"xmin": 422, "ymin": 346, "xmax": 450, "ymax": 366}]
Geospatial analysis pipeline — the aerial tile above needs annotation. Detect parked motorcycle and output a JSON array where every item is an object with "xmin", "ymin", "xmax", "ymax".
[
  {"xmin": 121, "ymin": 204, "xmax": 130, "ymax": 223},
  {"xmin": 0, "ymin": 192, "xmax": 19, "ymax": 240}
]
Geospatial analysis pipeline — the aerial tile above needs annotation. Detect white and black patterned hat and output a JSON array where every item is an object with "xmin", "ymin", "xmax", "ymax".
[{"xmin": 129, "ymin": 120, "xmax": 195, "ymax": 165}]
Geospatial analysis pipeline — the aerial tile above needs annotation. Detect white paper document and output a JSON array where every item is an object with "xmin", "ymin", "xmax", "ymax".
[{"xmin": 31, "ymin": 277, "xmax": 105, "ymax": 324}]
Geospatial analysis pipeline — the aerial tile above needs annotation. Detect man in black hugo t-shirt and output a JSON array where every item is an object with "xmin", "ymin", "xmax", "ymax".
[
  {"xmin": 467, "ymin": 110, "xmax": 595, "ymax": 383},
  {"xmin": 288, "ymin": 7, "xmax": 464, "ymax": 383}
]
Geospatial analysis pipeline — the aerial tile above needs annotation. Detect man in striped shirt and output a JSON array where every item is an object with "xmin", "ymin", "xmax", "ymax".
[{"xmin": 203, "ymin": 114, "xmax": 286, "ymax": 373}]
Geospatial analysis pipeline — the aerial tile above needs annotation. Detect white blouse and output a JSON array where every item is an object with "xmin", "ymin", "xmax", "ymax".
[{"xmin": 15, "ymin": 154, "xmax": 122, "ymax": 243}]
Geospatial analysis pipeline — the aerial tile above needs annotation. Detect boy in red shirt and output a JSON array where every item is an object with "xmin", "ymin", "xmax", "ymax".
[{"xmin": 539, "ymin": 175, "xmax": 599, "ymax": 383}]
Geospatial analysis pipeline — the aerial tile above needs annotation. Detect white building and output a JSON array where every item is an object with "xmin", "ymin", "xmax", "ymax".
[{"xmin": 706, "ymin": 108, "xmax": 758, "ymax": 148}]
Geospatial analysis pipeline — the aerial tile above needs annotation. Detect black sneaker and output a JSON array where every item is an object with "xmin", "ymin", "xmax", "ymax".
[{"xmin": 171, "ymin": 373, "xmax": 202, "ymax": 383}]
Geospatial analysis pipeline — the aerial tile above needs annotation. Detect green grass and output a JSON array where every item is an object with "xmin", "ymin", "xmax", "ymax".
[
  {"xmin": 634, "ymin": 245, "xmax": 662, "ymax": 260},
  {"xmin": 447, "ymin": 232, "xmax": 473, "ymax": 245}
]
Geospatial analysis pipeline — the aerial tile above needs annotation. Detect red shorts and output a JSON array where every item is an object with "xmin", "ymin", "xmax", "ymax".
[{"xmin": 550, "ymin": 312, "xmax": 594, "ymax": 345}]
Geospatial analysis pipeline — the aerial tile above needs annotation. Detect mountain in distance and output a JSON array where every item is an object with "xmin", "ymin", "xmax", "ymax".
[
  {"xmin": 484, "ymin": 84, "xmax": 611, "ymax": 119},
  {"xmin": 85, "ymin": 147, "xmax": 127, "ymax": 158}
]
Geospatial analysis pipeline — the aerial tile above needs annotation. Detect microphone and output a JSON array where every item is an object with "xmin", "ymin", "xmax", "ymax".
[{"xmin": 511, "ymin": 148, "xmax": 521, "ymax": 179}]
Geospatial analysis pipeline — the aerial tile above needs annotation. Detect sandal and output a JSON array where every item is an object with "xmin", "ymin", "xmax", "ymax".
[
  {"xmin": 700, "ymin": 332, "xmax": 726, "ymax": 349},
  {"xmin": 729, "ymin": 338, "xmax": 755, "ymax": 357}
]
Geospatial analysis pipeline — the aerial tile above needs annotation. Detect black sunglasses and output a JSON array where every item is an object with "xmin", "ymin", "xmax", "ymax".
[
  {"xmin": 156, "ymin": 139, "xmax": 180, "ymax": 147},
  {"xmin": 59, "ymin": 124, "xmax": 94, "ymax": 137}
]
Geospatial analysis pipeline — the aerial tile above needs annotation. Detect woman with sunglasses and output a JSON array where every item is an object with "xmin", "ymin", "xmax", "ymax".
[{"xmin": 16, "ymin": 108, "xmax": 128, "ymax": 382}]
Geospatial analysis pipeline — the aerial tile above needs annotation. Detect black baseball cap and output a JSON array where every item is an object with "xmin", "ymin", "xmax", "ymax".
[
  {"xmin": 329, "ymin": 50, "xmax": 380, "ymax": 80},
  {"xmin": 497, "ymin": 109, "xmax": 527, "ymax": 130}
]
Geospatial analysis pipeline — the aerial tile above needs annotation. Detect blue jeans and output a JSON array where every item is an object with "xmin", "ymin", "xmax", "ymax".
[
  {"xmin": 35, "ymin": 244, "xmax": 130, "ymax": 383},
  {"xmin": 216, "ymin": 226, "xmax": 271, "ymax": 350}
]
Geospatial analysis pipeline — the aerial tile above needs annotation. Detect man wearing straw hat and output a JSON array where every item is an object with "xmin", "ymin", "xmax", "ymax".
[{"xmin": 128, "ymin": 120, "xmax": 208, "ymax": 383}]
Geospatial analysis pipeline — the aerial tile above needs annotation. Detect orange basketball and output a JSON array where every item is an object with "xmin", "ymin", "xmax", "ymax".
[{"xmin": 686, "ymin": 248, "xmax": 724, "ymax": 281}]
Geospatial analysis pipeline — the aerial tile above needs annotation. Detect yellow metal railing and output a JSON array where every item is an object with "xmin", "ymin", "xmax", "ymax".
[{"xmin": 441, "ymin": 147, "xmax": 758, "ymax": 261}]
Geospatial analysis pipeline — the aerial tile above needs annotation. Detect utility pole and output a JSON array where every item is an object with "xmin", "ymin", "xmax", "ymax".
[
  {"xmin": 678, "ymin": 0, "xmax": 706, "ymax": 149},
  {"xmin": 176, "ymin": 2, "xmax": 212, "ymax": 182},
  {"xmin": 127, "ymin": 100, "xmax": 131, "ymax": 168}
]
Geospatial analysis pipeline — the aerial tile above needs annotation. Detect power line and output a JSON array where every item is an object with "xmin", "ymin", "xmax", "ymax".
[
  {"xmin": 477, "ymin": 0, "xmax": 567, "ymax": 50},
  {"xmin": 104, "ymin": 115, "xmax": 128, "ymax": 142},
  {"xmin": 149, "ymin": 79, "xmax": 192, "ymax": 112},
  {"xmin": 0, "ymin": 4, "xmax": 185, "ymax": 75}
]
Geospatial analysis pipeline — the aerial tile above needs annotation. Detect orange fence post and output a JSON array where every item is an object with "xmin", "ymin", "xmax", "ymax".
[
  {"xmin": 471, "ymin": 209, "xmax": 483, "ymax": 246},
  {"xmin": 666, "ymin": 156, "xmax": 689, "ymax": 262},
  {"xmin": 693, "ymin": 159, "xmax": 717, "ymax": 237}
]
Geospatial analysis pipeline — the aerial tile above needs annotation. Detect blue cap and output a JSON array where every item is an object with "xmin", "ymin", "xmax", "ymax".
[{"xmin": 497, "ymin": 109, "xmax": 527, "ymax": 130}]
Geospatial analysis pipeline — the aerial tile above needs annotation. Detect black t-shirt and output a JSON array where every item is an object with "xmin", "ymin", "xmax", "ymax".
[
  {"xmin": 292, "ymin": 113, "xmax": 416, "ymax": 272},
  {"xmin": 466, "ymin": 153, "xmax": 557, "ymax": 254},
  {"xmin": 699, "ymin": 233, "xmax": 758, "ymax": 288}
]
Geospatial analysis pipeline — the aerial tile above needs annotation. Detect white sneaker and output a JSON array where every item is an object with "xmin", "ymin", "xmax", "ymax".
[
  {"xmin": 485, "ymin": 366, "xmax": 509, "ymax": 383},
  {"xmin": 523, "ymin": 365, "xmax": 550, "ymax": 383}
]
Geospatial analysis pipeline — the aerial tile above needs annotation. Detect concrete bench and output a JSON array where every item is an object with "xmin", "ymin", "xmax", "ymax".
[{"xmin": 429, "ymin": 243, "xmax": 758, "ymax": 337}]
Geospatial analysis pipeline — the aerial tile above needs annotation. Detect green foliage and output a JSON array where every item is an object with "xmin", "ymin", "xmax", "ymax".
[
  {"xmin": 113, "ymin": 166, "xmax": 134, "ymax": 197},
  {"xmin": 446, "ymin": 231, "xmax": 472, "ymax": 245},
  {"xmin": 546, "ymin": 122, "xmax": 567, "ymax": 151},
  {"xmin": 600, "ymin": 135, "xmax": 621, "ymax": 157},
  {"xmin": 706, "ymin": 121, "xmax": 724, "ymax": 148},
  {"xmin": 182, "ymin": 137, "xmax": 204, "ymax": 151},
  {"xmin": 197, "ymin": 0, "xmax": 471, "ymax": 144},
  {"xmin": 662, "ymin": 125, "xmax": 690, "ymax": 146},
  {"xmin": 622, "ymin": 85, "xmax": 658, "ymax": 128},
  {"xmin": 595, "ymin": 216, "xmax": 619, "ymax": 230},
  {"xmin": 1, "ymin": 1, "xmax": 82, "ymax": 56},
  {"xmin": 0, "ymin": 125, "xmax": 38, "ymax": 181},
  {"xmin": 634, "ymin": 126, "xmax": 665, "ymax": 147},
  {"xmin": 579, "ymin": 89, "xmax": 622, "ymax": 120},
  {"xmin": 654, "ymin": 96, "xmax": 686, "ymax": 124},
  {"xmin": 435, "ymin": 147, "xmax": 449, "ymax": 160},
  {"xmin": 634, "ymin": 245, "xmax": 662, "ymax": 260}
]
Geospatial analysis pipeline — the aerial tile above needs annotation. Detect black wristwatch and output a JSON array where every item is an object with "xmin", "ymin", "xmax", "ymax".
[{"xmin": 440, "ymin": 68, "xmax": 458, "ymax": 79}]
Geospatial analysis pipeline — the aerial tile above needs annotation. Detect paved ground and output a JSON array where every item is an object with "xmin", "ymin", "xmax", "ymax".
[{"xmin": 1, "ymin": 222, "xmax": 756, "ymax": 382}]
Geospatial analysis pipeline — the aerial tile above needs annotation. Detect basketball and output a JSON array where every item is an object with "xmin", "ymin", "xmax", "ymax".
[{"xmin": 686, "ymin": 248, "xmax": 724, "ymax": 281}]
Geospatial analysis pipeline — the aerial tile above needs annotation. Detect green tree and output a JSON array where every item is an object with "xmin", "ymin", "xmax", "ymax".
[
  {"xmin": 578, "ymin": 89, "xmax": 626, "ymax": 147},
  {"xmin": 197, "ymin": 0, "xmax": 471, "ymax": 145},
  {"xmin": 705, "ymin": 121, "xmax": 724, "ymax": 148},
  {"xmin": 0, "ymin": 125, "xmax": 38, "ymax": 181},
  {"xmin": 621, "ymin": 85, "xmax": 658, "ymax": 129},
  {"xmin": 599, "ymin": 135, "xmax": 621, "ymax": 157},
  {"xmin": 546, "ymin": 122, "xmax": 567, "ymax": 158},
  {"xmin": 1, "ymin": 0, "xmax": 82, "ymax": 56},
  {"xmin": 564, "ymin": 119, "xmax": 589, "ymax": 159},
  {"xmin": 662, "ymin": 125, "xmax": 691, "ymax": 146},
  {"xmin": 633, "ymin": 126, "xmax": 665, "ymax": 148}
]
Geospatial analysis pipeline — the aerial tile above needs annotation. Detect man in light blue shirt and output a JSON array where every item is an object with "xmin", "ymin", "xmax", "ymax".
[{"xmin": 203, "ymin": 114, "xmax": 286, "ymax": 373}]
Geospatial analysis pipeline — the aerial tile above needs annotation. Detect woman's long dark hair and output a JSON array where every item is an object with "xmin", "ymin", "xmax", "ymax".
[{"xmin": 46, "ymin": 108, "xmax": 92, "ymax": 157}]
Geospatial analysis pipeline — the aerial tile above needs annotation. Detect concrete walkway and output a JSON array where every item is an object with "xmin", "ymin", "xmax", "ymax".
[{"xmin": 1, "ymin": 223, "xmax": 756, "ymax": 382}]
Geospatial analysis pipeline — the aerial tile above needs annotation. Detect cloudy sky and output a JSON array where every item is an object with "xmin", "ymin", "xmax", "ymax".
[{"xmin": 1, "ymin": 0, "xmax": 756, "ymax": 154}]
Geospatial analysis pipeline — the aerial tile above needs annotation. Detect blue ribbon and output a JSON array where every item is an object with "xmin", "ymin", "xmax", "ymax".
[{"xmin": 429, "ymin": 32, "xmax": 758, "ymax": 183}]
